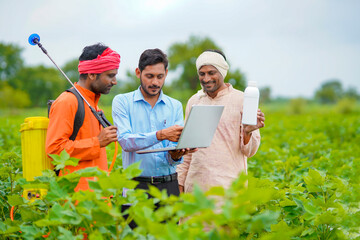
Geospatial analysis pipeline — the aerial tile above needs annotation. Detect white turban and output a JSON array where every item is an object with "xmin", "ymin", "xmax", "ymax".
[{"xmin": 196, "ymin": 51, "xmax": 229, "ymax": 79}]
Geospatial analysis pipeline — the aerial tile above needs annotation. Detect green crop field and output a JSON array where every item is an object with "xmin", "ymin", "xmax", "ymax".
[{"xmin": 0, "ymin": 104, "xmax": 359, "ymax": 239}]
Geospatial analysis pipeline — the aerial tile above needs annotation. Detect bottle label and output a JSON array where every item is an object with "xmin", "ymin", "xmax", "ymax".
[{"xmin": 242, "ymin": 97, "xmax": 259, "ymax": 125}]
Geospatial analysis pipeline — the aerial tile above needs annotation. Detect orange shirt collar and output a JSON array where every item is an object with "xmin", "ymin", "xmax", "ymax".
[{"xmin": 74, "ymin": 82, "xmax": 101, "ymax": 107}]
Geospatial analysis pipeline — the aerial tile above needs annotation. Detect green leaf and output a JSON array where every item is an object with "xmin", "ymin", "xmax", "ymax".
[
  {"xmin": 35, "ymin": 218, "xmax": 62, "ymax": 227},
  {"xmin": 35, "ymin": 169, "xmax": 56, "ymax": 182},
  {"xmin": 91, "ymin": 209, "xmax": 114, "ymax": 226},
  {"xmin": 98, "ymin": 171, "xmax": 138, "ymax": 191},
  {"xmin": 7, "ymin": 194, "xmax": 24, "ymax": 206},
  {"xmin": 69, "ymin": 167, "xmax": 105, "ymax": 178},
  {"xmin": 147, "ymin": 185, "xmax": 164, "ymax": 199},
  {"xmin": 45, "ymin": 179, "xmax": 69, "ymax": 201},
  {"xmin": 314, "ymin": 211, "xmax": 337, "ymax": 225},
  {"xmin": 89, "ymin": 230, "xmax": 105, "ymax": 240},
  {"xmin": 88, "ymin": 180, "xmax": 102, "ymax": 191},
  {"xmin": 0, "ymin": 219, "xmax": 21, "ymax": 234},
  {"xmin": 50, "ymin": 150, "xmax": 80, "ymax": 170},
  {"xmin": 303, "ymin": 202, "xmax": 321, "ymax": 216},
  {"xmin": 20, "ymin": 225, "xmax": 45, "ymax": 239},
  {"xmin": 192, "ymin": 185, "xmax": 215, "ymax": 210},
  {"xmin": 301, "ymin": 228, "xmax": 315, "ymax": 237},
  {"xmin": 72, "ymin": 190, "xmax": 98, "ymax": 203},
  {"xmin": 271, "ymin": 220, "xmax": 291, "ymax": 232},
  {"xmin": 48, "ymin": 202, "xmax": 82, "ymax": 225},
  {"xmin": 304, "ymin": 169, "xmax": 325, "ymax": 192},
  {"xmin": 58, "ymin": 226, "xmax": 83, "ymax": 240},
  {"xmin": 248, "ymin": 211, "xmax": 280, "ymax": 233},
  {"xmin": 123, "ymin": 161, "xmax": 143, "ymax": 179},
  {"xmin": 279, "ymin": 198, "xmax": 297, "ymax": 207},
  {"xmin": 205, "ymin": 186, "xmax": 225, "ymax": 197},
  {"xmin": 21, "ymin": 207, "xmax": 46, "ymax": 222}
]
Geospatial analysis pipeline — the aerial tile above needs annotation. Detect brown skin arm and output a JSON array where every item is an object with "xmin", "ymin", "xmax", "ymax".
[
  {"xmin": 168, "ymin": 148, "xmax": 198, "ymax": 160},
  {"xmin": 179, "ymin": 185, "xmax": 184, "ymax": 193},
  {"xmin": 156, "ymin": 125, "xmax": 183, "ymax": 142},
  {"xmin": 97, "ymin": 126, "xmax": 118, "ymax": 148},
  {"xmin": 243, "ymin": 109, "xmax": 265, "ymax": 144}
]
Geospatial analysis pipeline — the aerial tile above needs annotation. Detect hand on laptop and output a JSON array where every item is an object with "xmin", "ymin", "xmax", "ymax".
[
  {"xmin": 156, "ymin": 125, "xmax": 183, "ymax": 142},
  {"xmin": 169, "ymin": 148, "xmax": 198, "ymax": 160}
]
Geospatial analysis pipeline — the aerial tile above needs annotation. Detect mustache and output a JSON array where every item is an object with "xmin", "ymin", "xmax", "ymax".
[
  {"xmin": 201, "ymin": 80, "xmax": 216, "ymax": 85},
  {"xmin": 148, "ymin": 85, "xmax": 160, "ymax": 89}
]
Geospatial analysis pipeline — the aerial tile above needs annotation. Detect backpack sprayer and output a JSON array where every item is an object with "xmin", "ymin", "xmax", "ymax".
[{"xmin": 11, "ymin": 34, "xmax": 119, "ymax": 220}]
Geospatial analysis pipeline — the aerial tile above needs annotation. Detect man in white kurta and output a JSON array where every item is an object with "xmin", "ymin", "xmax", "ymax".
[{"xmin": 177, "ymin": 50, "xmax": 265, "ymax": 193}]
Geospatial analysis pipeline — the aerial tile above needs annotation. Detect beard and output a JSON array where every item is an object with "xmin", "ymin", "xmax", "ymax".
[
  {"xmin": 91, "ymin": 74, "xmax": 114, "ymax": 94},
  {"xmin": 140, "ymin": 78, "xmax": 163, "ymax": 97},
  {"xmin": 201, "ymin": 80, "xmax": 219, "ymax": 93}
]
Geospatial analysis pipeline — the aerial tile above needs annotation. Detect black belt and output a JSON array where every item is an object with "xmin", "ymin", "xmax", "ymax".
[{"xmin": 133, "ymin": 173, "xmax": 177, "ymax": 184}]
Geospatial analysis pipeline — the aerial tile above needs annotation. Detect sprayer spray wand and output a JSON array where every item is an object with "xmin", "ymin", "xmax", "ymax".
[
  {"xmin": 28, "ymin": 33, "xmax": 111, "ymax": 128},
  {"xmin": 27, "ymin": 33, "xmax": 118, "ymax": 172}
]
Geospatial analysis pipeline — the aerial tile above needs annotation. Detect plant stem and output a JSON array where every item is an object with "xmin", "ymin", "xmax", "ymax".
[{"xmin": 0, "ymin": 194, "xmax": 11, "ymax": 209}]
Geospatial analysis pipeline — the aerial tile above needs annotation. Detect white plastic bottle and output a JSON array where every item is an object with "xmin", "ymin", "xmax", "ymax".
[{"xmin": 241, "ymin": 81, "xmax": 260, "ymax": 125}]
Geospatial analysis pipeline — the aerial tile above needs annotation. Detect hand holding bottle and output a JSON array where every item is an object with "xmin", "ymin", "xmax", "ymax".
[
  {"xmin": 242, "ymin": 81, "xmax": 260, "ymax": 125},
  {"xmin": 243, "ymin": 109, "xmax": 265, "ymax": 135}
]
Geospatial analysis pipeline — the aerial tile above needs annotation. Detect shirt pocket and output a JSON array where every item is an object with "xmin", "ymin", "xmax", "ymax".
[{"xmin": 223, "ymin": 104, "xmax": 241, "ymax": 128}]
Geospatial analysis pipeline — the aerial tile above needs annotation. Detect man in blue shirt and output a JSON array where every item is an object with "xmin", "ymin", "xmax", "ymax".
[{"xmin": 112, "ymin": 48, "xmax": 192, "ymax": 197}]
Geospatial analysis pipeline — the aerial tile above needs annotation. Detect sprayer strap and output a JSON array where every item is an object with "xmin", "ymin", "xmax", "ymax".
[{"xmin": 66, "ymin": 88, "xmax": 85, "ymax": 141}]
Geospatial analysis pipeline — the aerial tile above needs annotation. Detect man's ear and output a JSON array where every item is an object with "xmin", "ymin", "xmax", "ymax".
[
  {"xmin": 88, "ymin": 73, "xmax": 97, "ymax": 81},
  {"xmin": 135, "ymin": 68, "xmax": 141, "ymax": 78}
]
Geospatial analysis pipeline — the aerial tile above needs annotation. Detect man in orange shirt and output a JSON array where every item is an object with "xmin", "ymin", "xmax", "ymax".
[{"xmin": 46, "ymin": 43, "xmax": 120, "ymax": 191}]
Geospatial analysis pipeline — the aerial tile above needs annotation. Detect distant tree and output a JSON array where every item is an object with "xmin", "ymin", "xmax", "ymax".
[
  {"xmin": 168, "ymin": 36, "xmax": 220, "ymax": 92},
  {"xmin": 315, "ymin": 79, "xmax": 343, "ymax": 104},
  {"xmin": 226, "ymin": 69, "xmax": 246, "ymax": 92},
  {"xmin": 336, "ymin": 97, "xmax": 357, "ymax": 114},
  {"xmin": 99, "ymin": 70, "xmax": 139, "ymax": 106},
  {"xmin": 62, "ymin": 58, "xmax": 79, "ymax": 86},
  {"xmin": 11, "ymin": 66, "xmax": 66, "ymax": 107},
  {"xmin": 119, "ymin": 70, "xmax": 140, "ymax": 93},
  {"xmin": 0, "ymin": 42, "xmax": 23, "ymax": 81},
  {"xmin": 289, "ymin": 97, "xmax": 307, "ymax": 114},
  {"xmin": 343, "ymin": 86, "xmax": 360, "ymax": 101},
  {"xmin": 260, "ymin": 86, "xmax": 271, "ymax": 104},
  {"xmin": 0, "ymin": 83, "xmax": 31, "ymax": 108},
  {"xmin": 167, "ymin": 35, "xmax": 246, "ymax": 96}
]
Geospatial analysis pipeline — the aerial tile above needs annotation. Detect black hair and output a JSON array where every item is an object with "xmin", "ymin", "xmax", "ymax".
[
  {"xmin": 79, "ymin": 43, "xmax": 108, "ymax": 80},
  {"xmin": 138, "ymin": 48, "xmax": 168, "ymax": 72},
  {"xmin": 204, "ymin": 49, "xmax": 227, "ymax": 61}
]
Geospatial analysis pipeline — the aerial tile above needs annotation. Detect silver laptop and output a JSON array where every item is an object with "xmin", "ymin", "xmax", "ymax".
[{"xmin": 136, "ymin": 105, "xmax": 224, "ymax": 154}]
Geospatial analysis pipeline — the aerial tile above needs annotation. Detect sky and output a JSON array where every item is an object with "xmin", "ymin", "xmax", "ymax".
[{"xmin": 1, "ymin": 0, "xmax": 359, "ymax": 98}]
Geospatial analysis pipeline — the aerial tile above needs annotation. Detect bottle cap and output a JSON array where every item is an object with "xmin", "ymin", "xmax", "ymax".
[{"xmin": 248, "ymin": 81, "xmax": 257, "ymax": 87}]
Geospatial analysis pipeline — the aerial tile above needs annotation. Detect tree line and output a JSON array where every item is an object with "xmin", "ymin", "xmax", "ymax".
[{"xmin": 0, "ymin": 36, "xmax": 359, "ymax": 108}]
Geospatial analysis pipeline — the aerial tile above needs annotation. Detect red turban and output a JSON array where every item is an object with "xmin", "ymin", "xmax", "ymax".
[{"xmin": 78, "ymin": 48, "xmax": 120, "ymax": 74}]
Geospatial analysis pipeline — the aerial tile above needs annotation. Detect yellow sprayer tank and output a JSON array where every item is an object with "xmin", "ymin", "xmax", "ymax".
[{"xmin": 20, "ymin": 117, "xmax": 51, "ymax": 181}]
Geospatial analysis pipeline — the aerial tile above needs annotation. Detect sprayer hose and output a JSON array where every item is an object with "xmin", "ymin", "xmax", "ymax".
[
  {"xmin": 108, "ymin": 142, "xmax": 118, "ymax": 173},
  {"xmin": 10, "ymin": 206, "xmax": 14, "ymax": 221}
]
